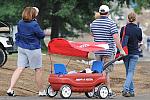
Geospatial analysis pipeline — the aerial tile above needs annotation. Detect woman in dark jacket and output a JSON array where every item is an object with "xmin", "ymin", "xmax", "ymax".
[{"xmin": 121, "ymin": 12, "xmax": 142, "ymax": 97}]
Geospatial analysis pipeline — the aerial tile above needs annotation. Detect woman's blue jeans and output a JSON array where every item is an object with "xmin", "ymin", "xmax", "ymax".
[{"xmin": 123, "ymin": 54, "xmax": 139, "ymax": 93}]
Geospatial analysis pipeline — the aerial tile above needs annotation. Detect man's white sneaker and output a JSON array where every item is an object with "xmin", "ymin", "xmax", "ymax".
[
  {"xmin": 7, "ymin": 89, "xmax": 15, "ymax": 96},
  {"xmin": 39, "ymin": 90, "xmax": 46, "ymax": 96}
]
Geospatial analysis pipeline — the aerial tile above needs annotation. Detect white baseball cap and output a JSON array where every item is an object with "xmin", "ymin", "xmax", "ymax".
[{"xmin": 99, "ymin": 5, "xmax": 109, "ymax": 13}]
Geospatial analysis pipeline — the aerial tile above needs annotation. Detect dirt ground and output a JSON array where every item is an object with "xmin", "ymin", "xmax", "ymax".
[{"xmin": 0, "ymin": 51, "xmax": 150, "ymax": 96}]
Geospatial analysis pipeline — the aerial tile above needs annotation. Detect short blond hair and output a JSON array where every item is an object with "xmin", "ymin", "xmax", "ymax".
[{"xmin": 128, "ymin": 12, "xmax": 136, "ymax": 22}]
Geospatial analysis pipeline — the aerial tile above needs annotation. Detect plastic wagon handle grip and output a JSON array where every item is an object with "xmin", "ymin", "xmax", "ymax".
[
  {"xmin": 115, "ymin": 55, "xmax": 126, "ymax": 61},
  {"xmin": 103, "ymin": 55, "xmax": 126, "ymax": 71}
]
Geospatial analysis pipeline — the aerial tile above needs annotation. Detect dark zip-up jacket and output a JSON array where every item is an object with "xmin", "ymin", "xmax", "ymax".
[{"xmin": 120, "ymin": 23, "xmax": 142, "ymax": 55}]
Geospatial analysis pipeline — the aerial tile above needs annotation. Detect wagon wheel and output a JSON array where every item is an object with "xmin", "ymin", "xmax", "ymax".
[
  {"xmin": 97, "ymin": 85, "xmax": 109, "ymax": 99},
  {"xmin": 85, "ymin": 88, "xmax": 95, "ymax": 98},
  {"xmin": 0, "ymin": 48, "xmax": 7, "ymax": 68},
  {"xmin": 60, "ymin": 85, "xmax": 72, "ymax": 99},
  {"xmin": 46, "ymin": 84, "xmax": 58, "ymax": 97},
  {"xmin": 85, "ymin": 85, "xmax": 100, "ymax": 98}
]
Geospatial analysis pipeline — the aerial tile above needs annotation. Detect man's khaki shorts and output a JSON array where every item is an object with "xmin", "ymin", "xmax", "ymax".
[{"xmin": 95, "ymin": 54, "xmax": 114, "ymax": 73}]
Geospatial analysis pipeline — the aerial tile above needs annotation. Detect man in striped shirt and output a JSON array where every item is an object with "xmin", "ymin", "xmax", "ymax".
[{"xmin": 90, "ymin": 5, "xmax": 126, "ymax": 98}]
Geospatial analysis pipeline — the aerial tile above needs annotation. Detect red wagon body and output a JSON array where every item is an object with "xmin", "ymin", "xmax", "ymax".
[
  {"xmin": 46, "ymin": 38, "xmax": 123, "ymax": 99},
  {"xmin": 48, "ymin": 73, "xmax": 106, "ymax": 92}
]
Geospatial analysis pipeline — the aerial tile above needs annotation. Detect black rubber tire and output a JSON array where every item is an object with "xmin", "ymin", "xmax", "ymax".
[
  {"xmin": 60, "ymin": 85, "xmax": 72, "ymax": 99},
  {"xmin": 98, "ymin": 85, "xmax": 109, "ymax": 99},
  {"xmin": 46, "ymin": 84, "xmax": 58, "ymax": 98},
  {"xmin": 0, "ymin": 48, "xmax": 7, "ymax": 68},
  {"xmin": 85, "ymin": 89, "xmax": 95, "ymax": 98}
]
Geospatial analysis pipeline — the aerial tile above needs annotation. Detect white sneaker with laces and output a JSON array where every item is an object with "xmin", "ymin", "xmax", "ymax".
[{"xmin": 39, "ymin": 90, "xmax": 46, "ymax": 96}]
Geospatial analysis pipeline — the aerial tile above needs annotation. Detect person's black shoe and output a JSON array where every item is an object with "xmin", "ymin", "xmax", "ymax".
[
  {"xmin": 129, "ymin": 92, "xmax": 135, "ymax": 97},
  {"xmin": 122, "ymin": 91, "xmax": 130, "ymax": 97},
  {"xmin": 7, "ymin": 90, "xmax": 15, "ymax": 96}
]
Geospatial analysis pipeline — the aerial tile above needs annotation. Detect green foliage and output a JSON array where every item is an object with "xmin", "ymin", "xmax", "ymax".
[
  {"xmin": 131, "ymin": 0, "xmax": 150, "ymax": 14},
  {"xmin": 134, "ymin": 7, "xmax": 141, "ymax": 14},
  {"xmin": 0, "ymin": 0, "xmax": 39, "ymax": 24},
  {"xmin": 56, "ymin": 0, "xmax": 77, "ymax": 18},
  {"xmin": 0, "ymin": 1, "xmax": 22, "ymax": 23},
  {"xmin": 135, "ymin": 0, "xmax": 150, "ymax": 9},
  {"xmin": 0, "ymin": 0, "xmax": 150, "ymax": 37}
]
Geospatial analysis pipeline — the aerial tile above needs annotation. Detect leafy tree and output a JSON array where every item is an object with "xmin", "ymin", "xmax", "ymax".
[
  {"xmin": 132, "ymin": 0, "xmax": 150, "ymax": 14},
  {"xmin": 0, "ymin": 0, "xmax": 150, "ymax": 40},
  {"xmin": 50, "ymin": 0, "xmax": 102, "ymax": 39},
  {"xmin": 0, "ymin": 0, "xmax": 23, "ymax": 23}
]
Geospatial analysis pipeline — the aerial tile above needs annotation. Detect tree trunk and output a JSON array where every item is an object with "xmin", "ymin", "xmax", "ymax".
[
  {"xmin": 51, "ymin": 1, "xmax": 61, "ymax": 40},
  {"xmin": 99, "ymin": 0, "xmax": 103, "ymax": 5}
]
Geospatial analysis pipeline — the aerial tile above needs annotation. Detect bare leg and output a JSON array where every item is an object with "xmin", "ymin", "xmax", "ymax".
[
  {"xmin": 35, "ymin": 68, "xmax": 44, "ymax": 91},
  {"xmin": 8, "ymin": 67, "xmax": 25, "ymax": 90},
  {"xmin": 95, "ymin": 55, "xmax": 111, "ymax": 89},
  {"xmin": 106, "ymin": 72, "xmax": 111, "ymax": 89},
  {"xmin": 103, "ymin": 56, "xmax": 112, "ymax": 91}
]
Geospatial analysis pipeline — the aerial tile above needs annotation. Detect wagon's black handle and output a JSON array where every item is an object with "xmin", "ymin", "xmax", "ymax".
[{"xmin": 103, "ymin": 55, "xmax": 126, "ymax": 71}]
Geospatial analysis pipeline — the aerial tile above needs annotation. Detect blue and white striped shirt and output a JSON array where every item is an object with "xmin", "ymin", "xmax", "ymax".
[{"xmin": 90, "ymin": 16, "xmax": 118, "ymax": 56}]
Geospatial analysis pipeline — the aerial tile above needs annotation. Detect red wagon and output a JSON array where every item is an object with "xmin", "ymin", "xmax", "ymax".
[{"xmin": 46, "ymin": 38, "xmax": 123, "ymax": 99}]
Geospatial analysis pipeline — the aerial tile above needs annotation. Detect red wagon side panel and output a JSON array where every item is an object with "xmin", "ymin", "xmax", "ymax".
[{"xmin": 48, "ymin": 73, "xmax": 107, "ymax": 92}]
